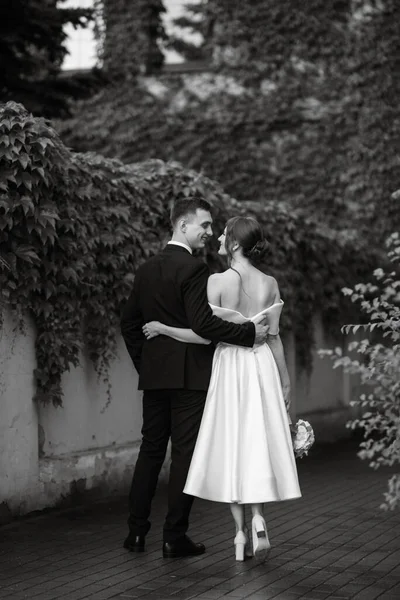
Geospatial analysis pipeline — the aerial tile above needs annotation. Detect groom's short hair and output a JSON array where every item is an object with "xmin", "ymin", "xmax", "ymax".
[{"xmin": 170, "ymin": 197, "xmax": 212, "ymax": 228}]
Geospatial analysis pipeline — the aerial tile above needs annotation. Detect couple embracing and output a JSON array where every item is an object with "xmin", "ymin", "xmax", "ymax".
[{"xmin": 121, "ymin": 197, "xmax": 301, "ymax": 563}]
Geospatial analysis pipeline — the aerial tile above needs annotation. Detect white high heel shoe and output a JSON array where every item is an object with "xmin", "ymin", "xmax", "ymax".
[
  {"xmin": 243, "ymin": 526, "xmax": 253, "ymax": 558},
  {"xmin": 251, "ymin": 515, "xmax": 271, "ymax": 562},
  {"xmin": 234, "ymin": 531, "xmax": 248, "ymax": 561}
]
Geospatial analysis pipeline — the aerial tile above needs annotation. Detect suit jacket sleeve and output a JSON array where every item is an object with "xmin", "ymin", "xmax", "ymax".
[
  {"xmin": 182, "ymin": 262, "xmax": 255, "ymax": 347},
  {"xmin": 120, "ymin": 273, "xmax": 144, "ymax": 373}
]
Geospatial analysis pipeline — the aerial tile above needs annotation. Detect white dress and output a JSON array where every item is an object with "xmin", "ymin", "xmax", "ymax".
[{"xmin": 184, "ymin": 301, "xmax": 301, "ymax": 504}]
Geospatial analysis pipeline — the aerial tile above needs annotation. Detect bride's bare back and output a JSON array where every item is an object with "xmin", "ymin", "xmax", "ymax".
[{"xmin": 208, "ymin": 265, "xmax": 279, "ymax": 318}]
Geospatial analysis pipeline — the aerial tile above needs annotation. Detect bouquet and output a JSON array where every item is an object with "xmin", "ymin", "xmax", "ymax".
[{"xmin": 290, "ymin": 419, "xmax": 315, "ymax": 458}]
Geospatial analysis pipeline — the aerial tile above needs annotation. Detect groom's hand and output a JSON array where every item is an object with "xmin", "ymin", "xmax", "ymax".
[{"xmin": 254, "ymin": 322, "xmax": 270, "ymax": 344}]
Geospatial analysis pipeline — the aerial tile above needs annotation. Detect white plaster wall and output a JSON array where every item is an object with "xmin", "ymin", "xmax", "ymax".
[
  {"xmin": 295, "ymin": 315, "xmax": 360, "ymax": 442},
  {"xmin": 0, "ymin": 310, "xmax": 39, "ymax": 514},
  {"xmin": 0, "ymin": 308, "xmax": 144, "ymax": 516},
  {"xmin": 296, "ymin": 315, "xmax": 347, "ymax": 414},
  {"xmin": 38, "ymin": 444, "xmax": 144, "ymax": 510},
  {"xmin": 38, "ymin": 336, "xmax": 143, "ymax": 456},
  {"xmin": 0, "ymin": 307, "xmax": 362, "ymax": 517}
]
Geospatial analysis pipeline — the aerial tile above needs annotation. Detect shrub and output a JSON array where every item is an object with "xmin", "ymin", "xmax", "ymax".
[{"xmin": 320, "ymin": 229, "xmax": 400, "ymax": 510}]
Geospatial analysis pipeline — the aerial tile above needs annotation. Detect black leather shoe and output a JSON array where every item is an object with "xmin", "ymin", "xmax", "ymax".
[
  {"xmin": 123, "ymin": 534, "xmax": 145, "ymax": 552},
  {"xmin": 162, "ymin": 535, "xmax": 205, "ymax": 558}
]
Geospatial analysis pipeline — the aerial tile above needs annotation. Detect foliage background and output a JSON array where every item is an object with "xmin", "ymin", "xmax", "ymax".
[
  {"xmin": 0, "ymin": 102, "xmax": 377, "ymax": 406},
  {"xmin": 1, "ymin": 1, "xmax": 398, "ymax": 407},
  {"xmin": 0, "ymin": 0, "xmax": 103, "ymax": 117},
  {"xmin": 320, "ymin": 232, "xmax": 400, "ymax": 510},
  {"xmin": 58, "ymin": 0, "xmax": 400, "ymax": 240},
  {"xmin": 97, "ymin": 0, "xmax": 167, "ymax": 78}
]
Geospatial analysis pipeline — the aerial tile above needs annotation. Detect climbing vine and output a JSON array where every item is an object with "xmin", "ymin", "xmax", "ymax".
[
  {"xmin": 1, "ymin": 102, "xmax": 377, "ymax": 405},
  {"xmin": 96, "ymin": 0, "xmax": 166, "ymax": 77}
]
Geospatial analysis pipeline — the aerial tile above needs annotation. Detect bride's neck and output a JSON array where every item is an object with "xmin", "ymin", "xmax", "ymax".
[{"xmin": 230, "ymin": 255, "xmax": 250, "ymax": 270}]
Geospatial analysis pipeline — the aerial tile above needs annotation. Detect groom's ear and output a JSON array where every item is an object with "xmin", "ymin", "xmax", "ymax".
[{"xmin": 179, "ymin": 218, "xmax": 187, "ymax": 232}]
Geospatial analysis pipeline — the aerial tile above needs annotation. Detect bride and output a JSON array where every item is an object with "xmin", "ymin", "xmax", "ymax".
[{"xmin": 143, "ymin": 216, "xmax": 301, "ymax": 561}]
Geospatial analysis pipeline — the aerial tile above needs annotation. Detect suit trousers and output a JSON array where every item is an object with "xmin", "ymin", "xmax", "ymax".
[{"xmin": 128, "ymin": 388, "xmax": 207, "ymax": 542}]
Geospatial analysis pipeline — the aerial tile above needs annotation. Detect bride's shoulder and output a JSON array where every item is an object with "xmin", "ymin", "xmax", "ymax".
[
  {"xmin": 211, "ymin": 269, "xmax": 240, "ymax": 287},
  {"xmin": 220, "ymin": 268, "xmax": 241, "ymax": 281},
  {"xmin": 261, "ymin": 272, "xmax": 277, "ymax": 284},
  {"xmin": 208, "ymin": 269, "xmax": 236, "ymax": 282},
  {"xmin": 262, "ymin": 273, "xmax": 279, "ymax": 289},
  {"xmin": 207, "ymin": 270, "xmax": 234, "ymax": 305},
  {"xmin": 207, "ymin": 271, "xmax": 226, "ymax": 292},
  {"xmin": 207, "ymin": 272, "xmax": 223, "ymax": 284},
  {"xmin": 260, "ymin": 273, "xmax": 281, "ymax": 304}
]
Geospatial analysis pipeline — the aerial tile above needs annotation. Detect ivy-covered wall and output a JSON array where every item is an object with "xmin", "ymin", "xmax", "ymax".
[
  {"xmin": 0, "ymin": 102, "xmax": 377, "ymax": 406},
  {"xmin": 98, "ymin": 0, "xmax": 166, "ymax": 77}
]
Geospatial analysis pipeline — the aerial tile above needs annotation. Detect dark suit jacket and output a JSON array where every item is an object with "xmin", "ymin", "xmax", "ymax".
[{"xmin": 120, "ymin": 244, "xmax": 256, "ymax": 391}]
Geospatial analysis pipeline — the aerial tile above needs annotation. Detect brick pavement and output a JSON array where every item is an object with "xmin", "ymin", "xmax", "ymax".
[{"xmin": 0, "ymin": 439, "xmax": 399, "ymax": 600}]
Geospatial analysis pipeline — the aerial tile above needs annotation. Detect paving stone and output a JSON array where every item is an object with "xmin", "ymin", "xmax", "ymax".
[{"xmin": 1, "ymin": 440, "xmax": 399, "ymax": 600}]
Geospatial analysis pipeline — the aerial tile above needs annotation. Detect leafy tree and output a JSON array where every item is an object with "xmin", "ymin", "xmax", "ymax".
[{"xmin": 0, "ymin": 0, "xmax": 97, "ymax": 116}]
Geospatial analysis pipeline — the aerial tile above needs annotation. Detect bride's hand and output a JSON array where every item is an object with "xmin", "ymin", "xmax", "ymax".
[
  {"xmin": 143, "ymin": 321, "xmax": 164, "ymax": 339},
  {"xmin": 282, "ymin": 383, "xmax": 291, "ymax": 411}
]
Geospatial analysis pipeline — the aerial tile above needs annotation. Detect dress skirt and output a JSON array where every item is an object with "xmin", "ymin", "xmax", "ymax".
[{"xmin": 183, "ymin": 342, "xmax": 302, "ymax": 504}]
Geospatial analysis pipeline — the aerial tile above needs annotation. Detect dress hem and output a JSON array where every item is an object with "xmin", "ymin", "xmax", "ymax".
[{"xmin": 183, "ymin": 490, "xmax": 302, "ymax": 504}]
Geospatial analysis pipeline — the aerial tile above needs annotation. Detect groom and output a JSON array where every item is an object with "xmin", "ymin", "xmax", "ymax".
[{"xmin": 121, "ymin": 197, "xmax": 269, "ymax": 558}]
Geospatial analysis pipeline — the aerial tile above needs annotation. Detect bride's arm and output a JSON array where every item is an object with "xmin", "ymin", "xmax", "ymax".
[
  {"xmin": 266, "ymin": 334, "xmax": 291, "ymax": 403},
  {"xmin": 265, "ymin": 278, "xmax": 291, "ymax": 408},
  {"xmin": 267, "ymin": 333, "xmax": 292, "ymax": 414},
  {"xmin": 143, "ymin": 321, "xmax": 211, "ymax": 345},
  {"xmin": 142, "ymin": 274, "xmax": 222, "ymax": 345}
]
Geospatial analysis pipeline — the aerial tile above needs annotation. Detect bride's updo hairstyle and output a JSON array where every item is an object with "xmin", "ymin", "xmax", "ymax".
[{"xmin": 225, "ymin": 216, "xmax": 269, "ymax": 264}]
